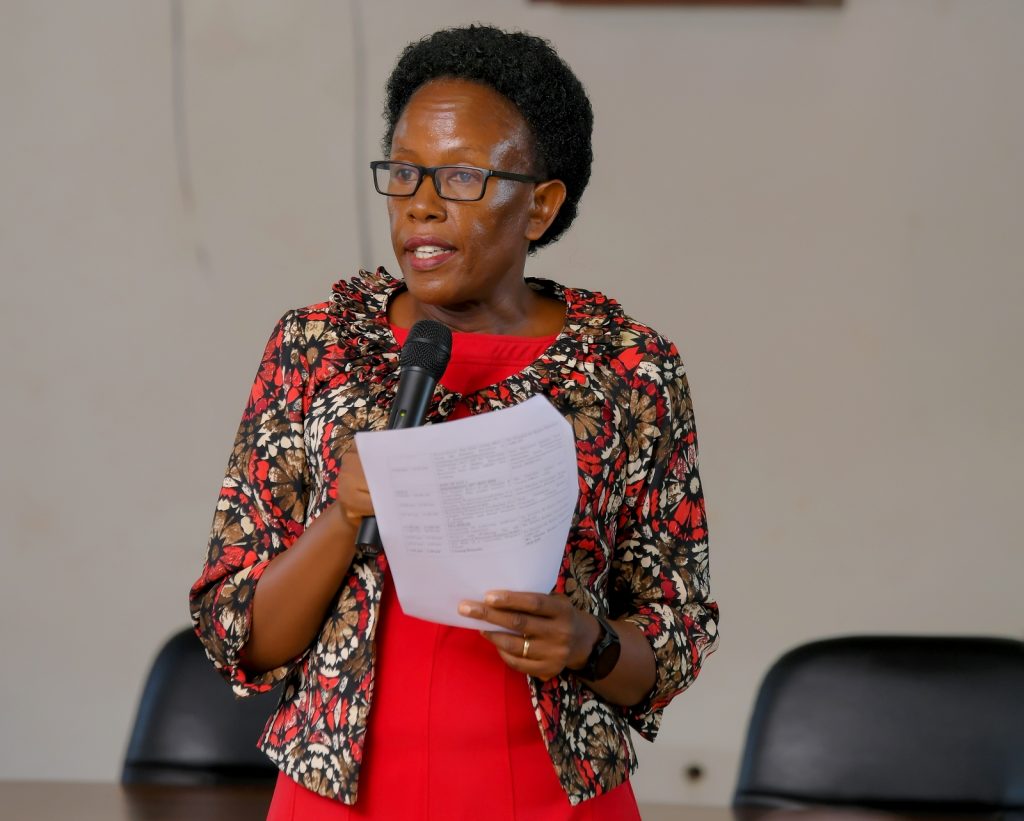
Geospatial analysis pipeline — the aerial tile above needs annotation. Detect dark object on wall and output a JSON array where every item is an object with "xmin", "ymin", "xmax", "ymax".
[
  {"xmin": 734, "ymin": 635, "xmax": 1024, "ymax": 814},
  {"xmin": 122, "ymin": 627, "xmax": 280, "ymax": 785}
]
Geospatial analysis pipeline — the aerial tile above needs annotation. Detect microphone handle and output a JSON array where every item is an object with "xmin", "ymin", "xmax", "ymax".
[
  {"xmin": 355, "ymin": 367, "xmax": 438, "ymax": 548},
  {"xmin": 355, "ymin": 516, "xmax": 382, "ymax": 551}
]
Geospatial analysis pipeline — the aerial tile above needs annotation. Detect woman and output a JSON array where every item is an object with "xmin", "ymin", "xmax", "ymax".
[{"xmin": 190, "ymin": 24, "xmax": 719, "ymax": 819}]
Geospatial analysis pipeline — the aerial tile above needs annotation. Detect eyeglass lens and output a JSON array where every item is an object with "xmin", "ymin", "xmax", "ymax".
[{"xmin": 374, "ymin": 162, "xmax": 487, "ymax": 201}]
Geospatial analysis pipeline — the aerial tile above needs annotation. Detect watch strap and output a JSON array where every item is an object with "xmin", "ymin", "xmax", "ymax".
[{"xmin": 573, "ymin": 611, "xmax": 621, "ymax": 681}]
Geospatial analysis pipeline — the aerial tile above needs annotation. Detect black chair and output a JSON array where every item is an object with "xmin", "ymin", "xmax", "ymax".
[
  {"xmin": 122, "ymin": 627, "xmax": 281, "ymax": 785},
  {"xmin": 734, "ymin": 635, "xmax": 1024, "ymax": 814}
]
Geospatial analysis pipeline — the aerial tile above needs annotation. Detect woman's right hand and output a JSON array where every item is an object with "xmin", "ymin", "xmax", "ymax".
[
  {"xmin": 335, "ymin": 444, "xmax": 375, "ymax": 532},
  {"xmin": 240, "ymin": 444, "xmax": 373, "ymax": 673}
]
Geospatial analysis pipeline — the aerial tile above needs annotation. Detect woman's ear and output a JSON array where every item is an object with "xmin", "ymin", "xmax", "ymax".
[{"xmin": 525, "ymin": 179, "xmax": 568, "ymax": 242}]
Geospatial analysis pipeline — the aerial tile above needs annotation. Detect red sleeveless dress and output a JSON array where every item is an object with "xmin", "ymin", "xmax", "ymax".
[{"xmin": 267, "ymin": 327, "xmax": 640, "ymax": 821}]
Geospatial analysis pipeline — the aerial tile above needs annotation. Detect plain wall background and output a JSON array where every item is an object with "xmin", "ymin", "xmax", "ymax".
[{"xmin": 1, "ymin": 0, "xmax": 1021, "ymax": 807}]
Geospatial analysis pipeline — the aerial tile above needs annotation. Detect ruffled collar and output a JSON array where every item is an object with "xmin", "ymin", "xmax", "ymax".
[{"xmin": 325, "ymin": 267, "xmax": 626, "ymax": 415}]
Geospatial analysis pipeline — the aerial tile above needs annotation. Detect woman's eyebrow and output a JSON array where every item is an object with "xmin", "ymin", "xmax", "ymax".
[{"xmin": 391, "ymin": 145, "xmax": 485, "ymax": 158}]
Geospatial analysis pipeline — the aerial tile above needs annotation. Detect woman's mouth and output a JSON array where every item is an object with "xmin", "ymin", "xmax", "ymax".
[
  {"xmin": 404, "ymin": 239, "xmax": 457, "ymax": 271},
  {"xmin": 412, "ymin": 245, "xmax": 450, "ymax": 260}
]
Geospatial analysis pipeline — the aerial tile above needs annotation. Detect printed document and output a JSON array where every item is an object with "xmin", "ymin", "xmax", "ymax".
[{"xmin": 355, "ymin": 395, "xmax": 578, "ymax": 630}]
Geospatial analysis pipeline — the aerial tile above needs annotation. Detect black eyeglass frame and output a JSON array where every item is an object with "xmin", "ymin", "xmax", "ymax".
[{"xmin": 370, "ymin": 160, "xmax": 543, "ymax": 202}]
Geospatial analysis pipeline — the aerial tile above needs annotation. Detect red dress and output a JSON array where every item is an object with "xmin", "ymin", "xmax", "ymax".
[{"xmin": 267, "ymin": 326, "xmax": 640, "ymax": 820}]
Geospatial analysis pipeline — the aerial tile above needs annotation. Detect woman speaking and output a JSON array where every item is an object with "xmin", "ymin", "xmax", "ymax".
[{"xmin": 190, "ymin": 24, "xmax": 719, "ymax": 820}]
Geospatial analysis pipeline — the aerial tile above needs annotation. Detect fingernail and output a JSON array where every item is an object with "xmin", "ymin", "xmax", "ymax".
[
  {"xmin": 459, "ymin": 603, "xmax": 479, "ymax": 617},
  {"xmin": 485, "ymin": 592, "xmax": 502, "ymax": 605}
]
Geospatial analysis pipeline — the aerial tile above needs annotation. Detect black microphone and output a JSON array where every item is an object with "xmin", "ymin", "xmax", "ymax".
[{"xmin": 356, "ymin": 318, "xmax": 453, "ymax": 548}]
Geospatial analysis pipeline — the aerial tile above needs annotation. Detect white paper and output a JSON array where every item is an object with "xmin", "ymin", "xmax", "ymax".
[{"xmin": 355, "ymin": 395, "xmax": 578, "ymax": 630}]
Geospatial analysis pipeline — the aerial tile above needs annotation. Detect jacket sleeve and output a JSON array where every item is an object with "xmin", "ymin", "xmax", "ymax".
[
  {"xmin": 609, "ymin": 341, "xmax": 720, "ymax": 740},
  {"xmin": 189, "ymin": 310, "xmax": 313, "ymax": 696}
]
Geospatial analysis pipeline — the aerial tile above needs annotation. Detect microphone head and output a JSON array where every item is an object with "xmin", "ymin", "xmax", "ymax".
[{"xmin": 400, "ymin": 319, "xmax": 453, "ymax": 380}]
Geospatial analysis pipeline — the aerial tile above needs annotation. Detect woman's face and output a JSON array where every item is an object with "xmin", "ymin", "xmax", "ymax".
[{"xmin": 386, "ymin": 79, "xmax": 562, "ymax": 317}]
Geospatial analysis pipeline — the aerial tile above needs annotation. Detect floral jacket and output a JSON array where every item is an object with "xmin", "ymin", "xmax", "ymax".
[{"xmin": 189, "ymin": 268, "xmax": 719, "ymax": 806}]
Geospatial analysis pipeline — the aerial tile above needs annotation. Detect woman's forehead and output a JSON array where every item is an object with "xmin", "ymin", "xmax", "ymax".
[{"xmin": 391, "ymin": 79, "xmax": 532, "ymax": 163}]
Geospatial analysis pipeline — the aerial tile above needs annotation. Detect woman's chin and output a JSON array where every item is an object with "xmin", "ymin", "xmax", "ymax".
[{"xmin": 396, "ymin": 269, "xmax": 462, "ymax": 309}]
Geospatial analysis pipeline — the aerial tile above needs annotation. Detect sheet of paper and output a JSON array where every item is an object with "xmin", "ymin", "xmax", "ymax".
[{"xmin": 355, "ymin": 394, "xmax": 578, "ymax": 630}]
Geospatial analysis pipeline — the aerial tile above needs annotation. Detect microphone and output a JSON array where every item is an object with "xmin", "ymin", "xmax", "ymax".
[{"xmin": 355, "ymin": 318, "xmax": 453, "ymax": 548}]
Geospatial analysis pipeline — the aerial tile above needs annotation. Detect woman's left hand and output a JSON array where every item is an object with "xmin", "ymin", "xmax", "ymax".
[{"xmin": 458, "ymin": 591, "xmax": 600, "ymax": 681}]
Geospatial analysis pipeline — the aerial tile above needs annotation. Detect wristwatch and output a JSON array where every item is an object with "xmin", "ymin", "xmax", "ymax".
[{"xmin": 572, "ymin": 611, "xmax": 621, "ymax": 681}]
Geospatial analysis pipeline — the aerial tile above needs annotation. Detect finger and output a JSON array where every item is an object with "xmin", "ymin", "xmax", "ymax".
[
  {"xmin": 347, "ymin": 487, "xmax": 375, "ymax": 517},
  {"xmin": 491, "ymin": 645, "xmax": 560, "ymax": 681},
  {"xmin": 339, "ymin": 447, "xmax": 369, "ymax": 485},
  {"xmin": 457, "ymin": 602, "xmax": 545, "ymax": 635},
  {"xmin": 337, "ymin": 493, "xmax": 374, "ymax": 524},
  {"xmin": 336, "ymin": 464, "xmax": 375, "ymax": 513},
  {"xmin": 483, "ymin": 590, "xmax": 562, "ymax": 617},
  {"xmin": 480, "ymin": 630, "xmax": 543, "ymax": 663},
  {"xmin": 338, "ymin": 467, "xmax": 370, "ymax": 499},
  {"xmin": 343, "ymin": 507, "xmax": 364, "ymax": 530},
  {"xmin": 481, "ymin": 628, "xmax": 573, "ymax": 667}
]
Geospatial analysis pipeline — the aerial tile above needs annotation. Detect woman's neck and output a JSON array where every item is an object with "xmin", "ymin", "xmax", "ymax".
[{"xmin": 388, "ymin": 285, "xmax": 565, "ymax": 337}]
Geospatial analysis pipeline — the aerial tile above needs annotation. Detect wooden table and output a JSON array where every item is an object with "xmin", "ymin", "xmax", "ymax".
[{"xmin": 0, "ymin": 781, "xmax": 998, "ymax": 821}]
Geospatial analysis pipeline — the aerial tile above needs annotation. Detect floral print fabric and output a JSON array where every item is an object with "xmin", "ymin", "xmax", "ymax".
[{"xmin": 189, "ymin": 269, "xmax": 719, "ymax": 805}]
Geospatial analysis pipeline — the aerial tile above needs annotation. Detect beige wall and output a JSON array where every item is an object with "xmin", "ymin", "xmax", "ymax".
[{"xmin": 2, "ymin": 0, "xmax": 1021, "ymax": 806}]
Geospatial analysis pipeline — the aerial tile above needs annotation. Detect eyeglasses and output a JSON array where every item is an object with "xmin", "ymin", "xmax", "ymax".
[{"xmin": 370, "ymin": 160, "xmax": 542, "ymax": 202}]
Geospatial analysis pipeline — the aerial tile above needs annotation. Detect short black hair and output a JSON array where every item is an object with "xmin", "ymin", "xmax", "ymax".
[{"xmin": 383, "ymin": 25, "xmax": 593, "ymax": 252}]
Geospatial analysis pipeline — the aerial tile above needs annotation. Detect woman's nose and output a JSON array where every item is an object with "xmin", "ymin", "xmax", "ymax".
[{"xmin": 405, "ymin": 175, "xmax": 447, "ymax": 221}]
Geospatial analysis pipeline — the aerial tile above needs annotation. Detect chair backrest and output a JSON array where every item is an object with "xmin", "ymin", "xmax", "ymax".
[
  {"xmin": 122, "ymin": 627, "xmax": 280, "ymax": 785},
  {"xmin": 734, "ymin": 635, "xmax": 1024, "ymax": 813}
]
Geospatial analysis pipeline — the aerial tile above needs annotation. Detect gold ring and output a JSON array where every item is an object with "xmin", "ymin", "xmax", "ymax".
[{"xmin": 522, "ymin": 638, "xmax": 530, "ymax": 659}]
